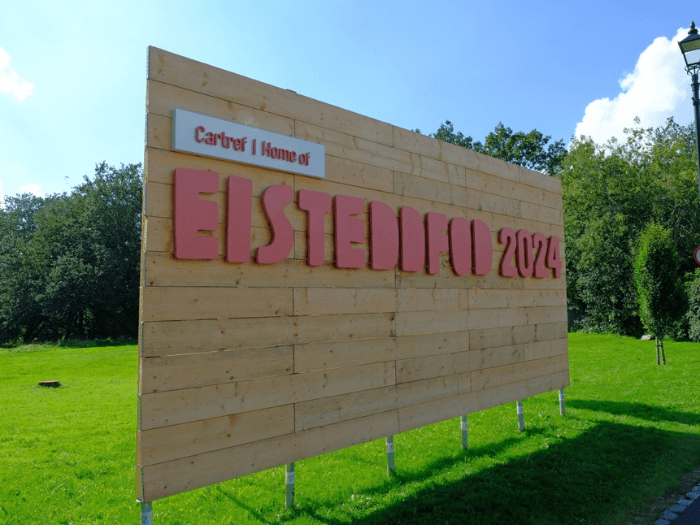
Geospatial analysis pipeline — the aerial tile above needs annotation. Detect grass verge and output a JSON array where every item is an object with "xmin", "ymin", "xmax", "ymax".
[{"xmin": 0, "ymin": 333, "xmax": 698, "ymax": 524}]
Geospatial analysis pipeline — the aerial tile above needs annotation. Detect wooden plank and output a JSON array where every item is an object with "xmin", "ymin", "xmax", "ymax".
[
  {"xmin": 470, "ymin": 324, "xmax": 536, "ymax": 351},
  {"xmin": 519, "ymin": 169, "xmax": 562, "ymax": 193},
  {"xmin": 468, "ymin": 289, "xmax": 567, "ymax": 310},
  {"xmin": 141, "ymin": 410, "xmax": 399, "ymax": 501},
  {"xmin": 465, "ymin": 168, "xmax": 562, "ymax": 211},
  {"xmin": 397, "ymin": 349, "xmax": 477, "ymax": 384},
  {"xmin": 293, "ymin": 288, "xmax": 398, "ymax": 316},
  {"xmin": 294, "ymin": 337, "xmax": 396, "ymax": 373},
  {"xmin": 143, "ymin": 251, "xmax": 396, "ymax": 289},
  {"xmin": 419, "ymin": 154, "xmax": 466, "ymax": 187},
  {"xmin": 395, "ymin": 310, "xmax": 468, "ymax": 336},
  {"xmin": 149, "ymin": 47, "xmax": 395, "ymax": 147},
  {"xmin": 295, "ymin": 372, "xmax": 470, "ymax": 431},
  {"xmin": 467, "ymin": 188, "xmax": 521, "ymax": 218},
  {"xmin": 145, "ymin": 217, "xmax": 272, "ymax": 258},
  {"xmin": 523, "ymin": 338, "xmax": 568, "ymax": 361},
  {"xmin": 468, "ymin": 305, "xmax": 567, "ymax": 331},
  {"xmin": 139, "ymin": 345, "xmax": 293, "ymax": 393},
  {"xmin": 147, "ymin": 79, "xmax": 295, "ymax": 136},
  {"xmin": 520, "ymin": 201, "xmax": 564, "ymax": 226},
  {"xmin": 396, "ymin": 289, "xmax": 468, "ymax": 312},
  {"xmin": 536, "ymin": 322, "xmax": 568, "ymax": 342},
  {"xmin": 394, "ymin": 331, "xmax": 470, "ymax": 360},
  {"xmin": 141, "ymin": 286, "xmax": 292, "ymax": 322},
  {"xmin": 324, "ymin": 155, "xmax": 395, "ymax": 193},
  {"xmin": 393, "ymin": 171, "xmax": 467, "ymax": 207},
  {"xmin": 397, "ymin": 370, "xmax": 569, "ymax": 433},
  {"xmin": 140, "ymin": 361, "xmax": 397, "ymax": 430},
  {"xmin": 145, "ymin": 147, "xmax": 295, "ymax": 192},
  {"xmin": 470, "ymin": 354, "xmax": 568, "ymax": 392},
  {"xmin": 139, "ymin": 405, "xmax": 294, "ymax": 467},
  {"xmin": 142, "ymin": 312, "xmax": 395, "ymax": 357}
]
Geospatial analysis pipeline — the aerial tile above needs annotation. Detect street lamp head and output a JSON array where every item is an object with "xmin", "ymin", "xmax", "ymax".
[{"xmin": 679, "ymin": 21, "xmax": 700, "ymax": 73}]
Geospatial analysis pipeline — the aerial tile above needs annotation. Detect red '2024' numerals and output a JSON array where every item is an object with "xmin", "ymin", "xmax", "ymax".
[{"xmin": 498, "ymin": 228, "xmax": 562, "ymax": 278}]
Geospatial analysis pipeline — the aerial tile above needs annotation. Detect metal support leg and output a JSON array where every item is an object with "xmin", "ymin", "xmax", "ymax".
[
  {"xmin": 516, "ymin": 400, "xmax": 525, "ymax": 431},
  {"xmin": 460, "ymin": 415, "xmax": 468, "ymax": 449},
  {"xmin": 559, "ymin": 388, "xmax": 566, "ymax": 416},
  {"xmin": 285, "ymin": 463, "xmax": 295, "ymax": 509},
  {"xmin": 386, "ymin": 436, "xmax": 395, "ymax": 474},
  {"xmin": 140, "ymin": 501, "xmax": 153, "ymax": 525}
]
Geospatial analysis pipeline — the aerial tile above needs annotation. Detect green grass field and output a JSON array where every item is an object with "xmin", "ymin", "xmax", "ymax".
[{"xmin": 1, "ymin": 333, "xmax": 699, "ymax": 524}]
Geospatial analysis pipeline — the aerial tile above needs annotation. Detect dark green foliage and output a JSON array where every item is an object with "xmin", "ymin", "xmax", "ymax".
[
  {"xmin": 685, "ymin": 270, "xmax": 700, "ymax": 341},
  {"xmin": 562, "ymin": 118, "xmax": 700, "ymax": 336},
  {"xmin": 427, "ymin": 120, "xmax": 568, "ymax": 175},
  {"xmin": 0, "ymin": 162, "xmax": 142, "ymax": 344},
  {"xmin": 634, "ymin": 223, "xmax": 687, "ymax": 338}
]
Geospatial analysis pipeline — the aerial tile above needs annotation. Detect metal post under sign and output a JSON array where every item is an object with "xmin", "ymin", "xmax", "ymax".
[
  {"xmin": 386, "ymin": 436, "xmax": 395, "ymax": 474},
  {"xmin": 460, "ymin": 415, "xmax": 468, "ymax": 449},
  {"xmin": 140, "ymin": 501, "xmax": 153, "ymax": 525},
  {"xmin": 559, "ymin": 388, "xmax": 566, "ymax": 416},
  {"xmin": 285, "ymin": 463, "xmax": 295, "ymax": 509},
  {"xmin": 516, "ymin": 400, "xmax": 525, "ymax": 431}
]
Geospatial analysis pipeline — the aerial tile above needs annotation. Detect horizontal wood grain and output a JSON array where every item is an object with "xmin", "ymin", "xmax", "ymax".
[
  {"xmin": 141, "ymin": 409, "xmax": 399, "ymax": 501},
  {"xmin": 140, "ymin": 361, "xmax": 396, "ymax": 430},
  {"xmin": 139, "ymin": 404, "xmax": 294, "ymax": 467}
]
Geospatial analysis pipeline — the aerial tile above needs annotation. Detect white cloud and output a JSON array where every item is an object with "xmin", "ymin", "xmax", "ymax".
[
  {"xmin": 19, "ymin": 183, "xmax": 44, "ymax": 197},
  {"xmin": 0, "ymin": 47, "xmax": 34, "ymax": 102},
  {"xmin": 574, "ymin": 27, "xmax": 694, "ymax": 144},
  {"xmin": 0, "ymin": 180, "xmax": 4, "ymax": 206}
]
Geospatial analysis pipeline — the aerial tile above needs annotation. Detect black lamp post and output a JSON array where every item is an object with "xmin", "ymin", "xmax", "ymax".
[{"xmin": 679, "ymin": 21, "xmax": 700, "ymax": 203}]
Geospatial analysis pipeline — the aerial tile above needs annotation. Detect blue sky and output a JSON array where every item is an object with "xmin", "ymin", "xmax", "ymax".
[{"xmin": 1, "ymin": 1, "xmax": 698, "ymax": 201}]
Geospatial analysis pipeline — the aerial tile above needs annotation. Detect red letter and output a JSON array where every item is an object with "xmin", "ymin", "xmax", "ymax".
[
  {"xmin": 256, "ymin": 185, "xmax": 294, "ymax": 264},
  {"xmin": 532, "ymin": 232, "xmax": 548, "ymax": 278},
  {"xmin": 400, "ymin": 206, "xmax": 424, "ymax": 272},
  {"xmin": 194, "ymin": 126, "xmax": 205, "ymax": 143},
  {"xmin": 426, "ymin": 212, "xmax": 449, "ymax": 275},
  {"xmin": 173, "ymin": 168, "xmax": 219, "ymax": 259},
  {"xmin": 516, "ymin": 229, "xmax": 533, "ymax": 277},
  {"xmin": 546, "ymin": 235, "xmax": 563, "ymax": 278},
  {"xmin": 226, "ymin": 175, "xmax": 252, "ymax": 263},
  {"xmin": 369, "ymin": 201, "xmax": 398, "ymax": 270},
  {"xmin": 449, "ymin": 217, "xmax": 471, "ymax": 276},
  {"xmin": 240, "ymin": 137, "xmax": 247, "ymax": 152},
  {"xmin": 472, "ymin": 219, "xmax": 493, "ymax": 276},
  {"xmin": 334, "ymin": 195, "xmax": 365, "ymax": 269},
  {"xmin": 298, "ymin": 189, "xmax": 331, "ymax": 266},
  {"xmin": 499, "ymin": 227, "xmax": 517, "ymax": 277}
]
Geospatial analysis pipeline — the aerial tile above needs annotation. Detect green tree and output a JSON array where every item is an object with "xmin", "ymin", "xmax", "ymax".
[
  {"xmin": 422, "ymin": 120, "xmax": 567, "ymax": 176},
  {"xmin": 562, "ymin": 117, "xmax": 700, "ymax": 336},
  {"xmin": 0, "ymin": 162, "xmax": 142, "ymax": 344},
  {"xmin": 634, "ymin": 223, "xmax": 687, "ymax": 364}
]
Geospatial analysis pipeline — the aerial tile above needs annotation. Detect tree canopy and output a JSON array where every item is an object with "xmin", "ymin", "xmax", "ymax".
[
  {"xmin": 0, "ymin": 162, "xmax": 142, "ymax": 344},
  {"xmin": 422, "ymin": 120, "xmax": 568, "ymax": 176}
]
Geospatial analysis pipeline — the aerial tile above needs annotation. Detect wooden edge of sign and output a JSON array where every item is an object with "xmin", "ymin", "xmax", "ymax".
[{"xmin": 147, "ymin": 47, "xmax": 561, "ymax": 194}]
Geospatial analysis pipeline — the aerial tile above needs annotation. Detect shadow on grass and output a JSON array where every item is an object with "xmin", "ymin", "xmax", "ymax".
[
  {"xmin": 568, "ymin": 399, "xmax": 700, "ymax": 426},
  {"xmin": 267, "ymin": 421, "xmax": 699, "ymax": 525}
]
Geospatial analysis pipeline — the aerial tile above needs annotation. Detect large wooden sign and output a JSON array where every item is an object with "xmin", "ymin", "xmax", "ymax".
[{"xmin": 136, "ymin": 46, "xmax": 569, "ymax": 503}]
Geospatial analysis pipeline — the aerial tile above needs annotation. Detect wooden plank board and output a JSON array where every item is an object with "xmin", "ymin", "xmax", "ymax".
[
  {"xmin": 140, "ymin": 361, "xmax": 397, "ymax": 430},
  {"xmin": 142, "ymin": 312, "xmax": 396, "ymax": 357},
  {"xmin": 293, "ymin": 288, "xmax": 398, "ymax": 316},
  {"xmin": 141, "ymin": 410, "xmax": 400, "ymax": 501},
  {"xmin": 149, "ymin": 47, "xmax": 396, "ymax": 147},
  {"xmin": 142, "ymin": 252, "xmax": 396, "ymax": 290},
  {"xmin": 139, "ymin": 404, "xmax": 294, "ymax": 467},
  {"xmin": 294, "ymin": 337, "xmax": 396, "ymax": 373},
  {"xmin": 395, "ymin": 310, "xmax": 468, "ymax": 336},
  {"xmin": 141, "ymin": 286, "xmax": 292, "ymax": 322},
  {"xmin": 394, "ymin": 331, "xmax": 470, "ymax": 360},
  {"xmin": 397, "ymin": 370, "xmax": 569, "ymax": 433},
  {"xmin": 139, "ymin": 345, "xmax": 294, "ymax": 394},
  {"xmin": 295, "ymin": 372, "xmax": 471, "ymax": 431}
]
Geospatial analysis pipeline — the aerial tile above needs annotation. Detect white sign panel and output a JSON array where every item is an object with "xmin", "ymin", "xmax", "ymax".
[{"xmin": 172, "ymin": 108, "xmax": 325, "ymax": 179}]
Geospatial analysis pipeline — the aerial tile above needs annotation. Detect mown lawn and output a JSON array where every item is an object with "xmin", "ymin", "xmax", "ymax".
[{"xmin": 1, "ymin": 333, "xmax": 698, "ymax": 524}]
